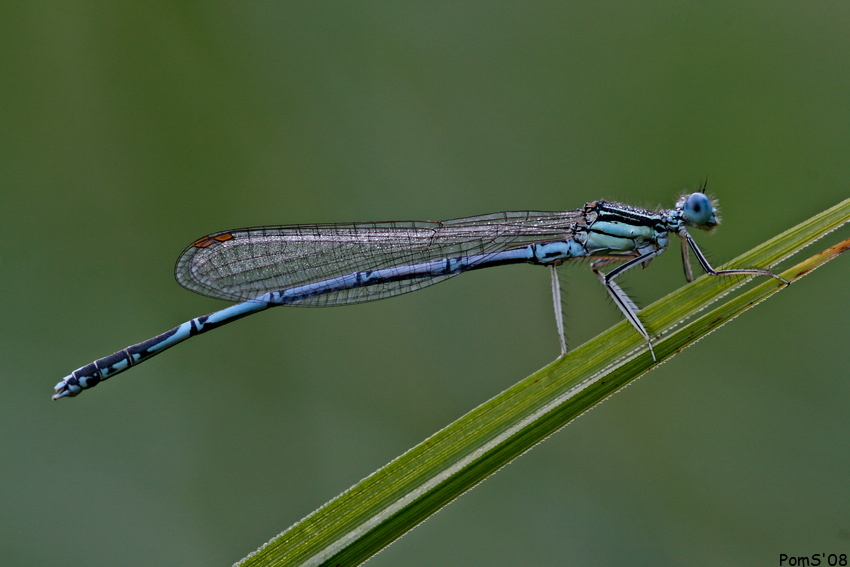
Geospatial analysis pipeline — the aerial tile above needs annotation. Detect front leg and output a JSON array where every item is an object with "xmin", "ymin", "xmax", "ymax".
[{"xmin": 682, "ymin": 233, "xmax": 789, "ymax": 284}]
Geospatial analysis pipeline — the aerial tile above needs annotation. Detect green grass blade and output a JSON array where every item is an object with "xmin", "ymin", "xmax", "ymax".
[{"xmin": 237, "ymin": 198, "xmax": 850, "ymax": 567}]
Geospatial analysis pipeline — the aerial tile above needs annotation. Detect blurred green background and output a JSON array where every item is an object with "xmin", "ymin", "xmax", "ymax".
[{"xmin": 1, "ymin": 3, "xmax": 848, "ymax": 566}]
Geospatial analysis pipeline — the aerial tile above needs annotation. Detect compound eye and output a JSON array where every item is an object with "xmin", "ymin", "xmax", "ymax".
[{"xmin": 683, "ymin": 193, "xmax": 715, "ymax": 226}]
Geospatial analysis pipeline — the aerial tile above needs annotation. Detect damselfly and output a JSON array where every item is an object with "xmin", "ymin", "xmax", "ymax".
[{"xmin": 53, "ymin": 191, "xmax": 786, "ymax": 399}]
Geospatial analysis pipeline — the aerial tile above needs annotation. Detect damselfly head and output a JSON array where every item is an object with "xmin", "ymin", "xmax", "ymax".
[{"xmin": 678, "ymin": 192, "xmax": 718, "ymax": 230}]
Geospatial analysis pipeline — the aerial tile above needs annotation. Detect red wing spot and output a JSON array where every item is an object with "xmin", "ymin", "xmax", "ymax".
[{"xmin": 193, "ymin": 233, "xmax": 235, "ymax": 248}]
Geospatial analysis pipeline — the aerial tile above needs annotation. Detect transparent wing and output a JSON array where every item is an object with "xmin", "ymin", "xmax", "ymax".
[{"xmin": 174, "ymin": 210, "xmax": 584, "ymax": 306}]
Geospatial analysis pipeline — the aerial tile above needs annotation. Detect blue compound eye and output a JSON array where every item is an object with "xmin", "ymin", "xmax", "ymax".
[{"xmin": 683, "ymin": 193, "xmax": 715, "ymax": 226}]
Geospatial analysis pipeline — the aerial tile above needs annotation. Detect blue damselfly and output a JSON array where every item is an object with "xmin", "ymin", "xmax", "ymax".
[{"xmin": 53, "ymin": 191, "xmax": 786, "ymax": 399}]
